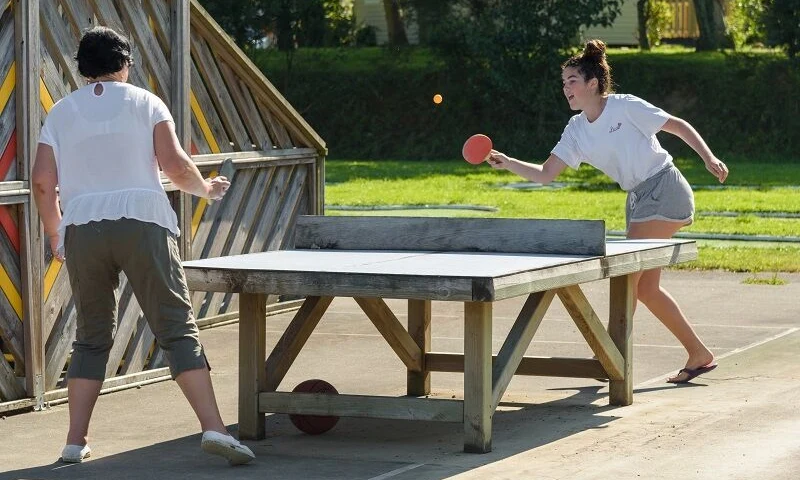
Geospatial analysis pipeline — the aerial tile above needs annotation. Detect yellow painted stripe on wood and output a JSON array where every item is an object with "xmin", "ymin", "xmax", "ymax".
[
  {"xmin": 0, "ymin": 63, "xmax": 15, "ymax": 112},
  {"xmin": 40, "ymin": 77, "xmax": 54, "ymax": 112},
  {"xmin": 190, "ymin": 90, "xmax": 220, "ymax": 153},
  {"xmin": 44, "ymin": 260, "xmax": 61, "ymax": 300},
  {"xmin": 189, "ymin": 90, "xmax": 221, "ymax": 237},
  {"xmin": 0, "ymin": 263, "xmax": 22, "ymax": 319}
]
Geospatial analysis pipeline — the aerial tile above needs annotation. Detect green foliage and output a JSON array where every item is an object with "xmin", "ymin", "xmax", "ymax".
[
  {"xmin": 251, "ymin": 47, "xmax": 800, "ymax": 160},
  {"xmin": 645, "ymin": 0, "xmax": 674, "ymax": 47},
  {"xmin": 197, "ymin": 0, "xmax": 358, "ymax": 49},
  {"xmin": 726, "ymin": 0, "xmax": 767, "ymax": 49},
  {"xmin": 426, "ymin": 1, "xmax": 623, "ymax": 139},
  {"xmin": 763, "ymin": 0, "xmax": 800, "ymax": 57}
]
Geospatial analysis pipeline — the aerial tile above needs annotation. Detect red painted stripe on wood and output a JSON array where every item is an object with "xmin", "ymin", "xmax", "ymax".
[
  {"xmin": 0, "ymin": 206, "xmax": 20, "ymax": 254},
  {"xmin": 0, "ymin": 129, "xmax": 15, "ymax": 180}
]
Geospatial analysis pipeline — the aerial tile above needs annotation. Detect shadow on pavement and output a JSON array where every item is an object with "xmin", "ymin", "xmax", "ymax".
[{"xmin": 2, "ymin": 386, "xmax": 625, "ymax": 480}]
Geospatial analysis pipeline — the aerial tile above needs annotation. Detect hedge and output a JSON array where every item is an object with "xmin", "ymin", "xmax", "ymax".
[{"xmin": 251, "ymin": 48, "xmax": 799, "ymax": 161}]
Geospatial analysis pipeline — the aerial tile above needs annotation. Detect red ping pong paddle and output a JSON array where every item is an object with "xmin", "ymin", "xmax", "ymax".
[{"xmin": 462, "ymin": 134, "xmax": 492, "ymax": 164}]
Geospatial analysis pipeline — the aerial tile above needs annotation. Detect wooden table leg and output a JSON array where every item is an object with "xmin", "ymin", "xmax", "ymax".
[
  {"xmin": 407, "ymin": 299, "xmax": 431, "ymax": 396},
  {"xmin": 464, "ymin": 301, "xmax": 492, "ymax": 453},
  {"xmin": 238, "ymin": 293, "xmax": 267, "ymax": 440},
  {"xmin": 609, "ymin": 275, "xmax": 634, "ymax": 406}
]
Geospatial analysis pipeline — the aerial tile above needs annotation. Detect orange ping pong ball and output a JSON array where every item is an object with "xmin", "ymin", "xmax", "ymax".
[{"xmin": 433, "ymin": 93, "xmax": 443, "ymax": 104}]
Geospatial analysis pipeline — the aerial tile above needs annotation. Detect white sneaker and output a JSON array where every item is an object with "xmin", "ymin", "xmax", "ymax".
[
  {"xmin": 61, "ymin": 444, "xmax": 91, "ymax": 463},
  {"xmin": 200, "ymin": 431, "xmax": 255, "ymax": 465}
]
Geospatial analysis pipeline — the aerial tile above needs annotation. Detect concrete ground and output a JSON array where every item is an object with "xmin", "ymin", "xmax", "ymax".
[{"xmin": 1, "ymin": 270, "xmax": 799, "ymax": 480}]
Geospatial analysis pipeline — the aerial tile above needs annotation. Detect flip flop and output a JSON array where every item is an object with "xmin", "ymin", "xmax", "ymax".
[{"xmin": 667, "ymin": 364, "xmax": 718, "ymax": 384}]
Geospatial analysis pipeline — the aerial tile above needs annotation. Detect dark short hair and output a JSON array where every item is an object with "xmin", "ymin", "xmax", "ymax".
[{"xmin": 74, "ymin": 26, "xmax": 134, "ymax": 78}]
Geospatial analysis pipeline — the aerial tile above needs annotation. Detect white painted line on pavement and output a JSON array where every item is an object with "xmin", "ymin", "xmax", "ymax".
[
  {"xmin": 635, "ymin": 327, "xmax": 800, "ymax": 387},
  {"xmin": 367, "ymin": 463, "xmax": 425, "ymax": 480}
]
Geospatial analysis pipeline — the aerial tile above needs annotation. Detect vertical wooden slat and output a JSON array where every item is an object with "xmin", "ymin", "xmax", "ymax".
[
  {"xmin": 406, "ymin": 299, "xmax": 430, "ymax": 396},
  {"xmin": 170, "ymin": 0, "xmax": 191, "ymax": 259},
  {"xmin": 609, "ymin": 275, "xmax": 634, "ymax": 406},
  {"xmin": 15, "ymin": 0, "xmax": 45, "ymax": 404},
  {"xmin": 463, "ymin": 301, "xmax": 492, "ymax": 453}
]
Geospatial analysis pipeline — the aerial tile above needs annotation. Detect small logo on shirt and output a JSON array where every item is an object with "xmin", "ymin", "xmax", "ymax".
[{"xmin": 609, "ymin": 122, "xmax": 622, "ymax": 133}]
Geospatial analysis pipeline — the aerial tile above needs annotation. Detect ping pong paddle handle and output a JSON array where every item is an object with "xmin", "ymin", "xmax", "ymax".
[{"xmin": 208, "ymin": 158, "xmax": 234, "ymax": 205}]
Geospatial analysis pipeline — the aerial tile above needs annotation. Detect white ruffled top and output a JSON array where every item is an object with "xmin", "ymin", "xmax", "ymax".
[{"xmin": 38, "ymin": 82, "xmax": 179, "ymax": 255}]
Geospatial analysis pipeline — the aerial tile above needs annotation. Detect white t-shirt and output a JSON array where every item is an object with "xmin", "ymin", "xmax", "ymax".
[
  {"xmin": 551, "ymin": 94, "xmax": 672, "ymax": 191},
  {"xmin": 38, "ymin": 81, "xmax": 179, "ymax": 254}
]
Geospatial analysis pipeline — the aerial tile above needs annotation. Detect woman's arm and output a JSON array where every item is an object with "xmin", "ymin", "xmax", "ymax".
[
  {"xmin": 31, "ymin": 144, "xmax": 64, "ymax": 260},
  {"xmin": 661, "ymin": 116, "xmax": 728, "ymax": 183},
  {"xmin": 487, "ymin": 152, "xmax": 568, "ymax": 184},
  {"xmin": 154, "ymin": 120, "xmax": 229, "ymax": 199}
]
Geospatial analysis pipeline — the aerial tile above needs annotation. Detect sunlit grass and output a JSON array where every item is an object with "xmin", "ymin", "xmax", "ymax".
[{"xmin": 325, "ymin": 158, "xmax": 800, "ymax": 272}]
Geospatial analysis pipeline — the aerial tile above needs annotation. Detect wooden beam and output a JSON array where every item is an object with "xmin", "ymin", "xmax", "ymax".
[
  {"xmin": 258, "ymin": 391, "xmax": 463, "ymax": 422},
  {"xmin": 264, "ymin": 296, "xmax": 333, "ymax": 391},
  {"xmin": 609, "ymin": 274, "xmax": 634, "ymax": 405},
  {"xmin": 556, "ymin": 285, "xmax": 624, "ymax": 381},
  {"xmin": 354, "ymin": 297, "xmax": 422, "ymax": 372},
  {"xmin": 294, "ymin": 216, "xmax": 606, "ymax": 256},
  {"xmin": 238, "ymin": 293, "xmax": 267, "ymax": 440},
  {"xmin": 491, "ymin": 290, "xmax": 555, "ymax": 410},
  {"xmin": 427, "ymin": 354, "xmax": 609, "ymax": 379},
  {"xmin": 463, "ymin": 301, "xmax": 492, "ymax": 453},
  {"xmin": 15, "ymin": 0, "xmax": 45, "ymax": 405},
  {"xmin": 406, "ymin": 299, "xmax": 430, "ymax": 396},
  {"xmin": 170, "ymin": 0, "xmax": 192, "ymax": 258}
]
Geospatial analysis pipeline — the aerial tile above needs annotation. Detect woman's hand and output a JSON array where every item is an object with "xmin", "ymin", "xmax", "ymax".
[
  {"xmin": 704, "ymin": 156, "xmax": 728, "ymax": 183},
  {"xmin": 49, "ymin": 234, "xmax": 64, "ymax": 262},
  {"xmin": 487, "ymin": 150, "xmax": 513, "ymax": 170},
  {"xmin": 206, "ymin": 176, "xmax": 230, "ymax": 200}
]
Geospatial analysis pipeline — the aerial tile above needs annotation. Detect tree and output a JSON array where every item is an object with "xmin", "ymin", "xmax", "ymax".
[
  {"xmin": 431, "ymin": 0, "xmax": 623, "ymax": 138},
  {"xmin": 693, "ymin": 0, "xmax": 732, "ymax": 50},
  {"xmin": 198, "ymin": 0, "xmax": 268, "ymax": 47},
  {"xmin": 382, "ymin": 0, "xmax": 409, "ymax": 45},
  {"xmin": 637, "ymin": 0, "xmax": 651, "ymax": 50},
  {"xmin": 763, "ymin": 0, "xmax": 800, "ymax": 57}
]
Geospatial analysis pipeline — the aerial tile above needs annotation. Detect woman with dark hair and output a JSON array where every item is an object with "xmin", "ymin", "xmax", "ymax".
[
  {"xmin": 489, "ymin": 40, "xmax": 727, "ymax": 384},
  {"xmin": 32, "ymin": 26, "xmax": 254, "ymax": 465}
]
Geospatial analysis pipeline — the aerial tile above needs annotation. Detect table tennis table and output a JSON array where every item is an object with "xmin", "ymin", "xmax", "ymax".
[{"xmin": 183, "ymin": 216, "xmax": 697, "ymax": 453}]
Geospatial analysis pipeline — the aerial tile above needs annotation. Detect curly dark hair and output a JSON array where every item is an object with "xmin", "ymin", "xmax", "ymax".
[
  {"xmin": 561, "ymin": 39, "xmax": 614, "ymax": 95},
  {"xmin": 74, "ymin": 26, "xmax": 134, "ymax": 79}
]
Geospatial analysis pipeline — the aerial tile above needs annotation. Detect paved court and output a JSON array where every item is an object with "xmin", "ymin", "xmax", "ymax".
[{"xmin": 2, "ymin": 270, "xmax": 799, "ymax": 480}]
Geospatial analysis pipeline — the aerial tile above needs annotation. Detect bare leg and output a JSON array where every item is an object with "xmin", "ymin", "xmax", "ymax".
[
  {"xmin": 66, "ymin": 378, "xmax": 103, "ymax": 446},
  {"xmin": 174, "ymin": 367, "xmax": 229, "ymax": 434},
  {"xmin": 627, "ymin": 220, "xmax": 715, "ymax": 382}
]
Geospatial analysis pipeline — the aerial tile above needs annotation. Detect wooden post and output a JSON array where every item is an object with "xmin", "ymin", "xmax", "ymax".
[
  {"xmin": 609, "ymin": 275, "xmax": 634, "ymax": 406},
  {"xmin": 406, "ymin": 299, "xmax": 430, "ymax": 396},
  {"xmin": 15, "ymin": 0, "xmax": 45, "ymax": 407},
  {"xmin": 170, "ymin": 0, "xmax": 192, "ymax": 258},
  {"xmin": 238, "ymin": 293, "xmax": 266, "ymax": 440},
  {"xmin": 463, "ymin": 301, "xmax": 492, "ymax": 453}
]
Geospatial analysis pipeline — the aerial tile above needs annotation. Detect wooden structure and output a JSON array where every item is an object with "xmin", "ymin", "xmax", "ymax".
[
  {"xmin": 584, "ymin": 0, "xmax": 702, "ymax": 46},
  {"xmin": 0, "ymin": 0, "xmax": 325, "ymax": 412},
  {"xmin": 183, "ymin": 216, "xmax": 698, "ymax": 453}
]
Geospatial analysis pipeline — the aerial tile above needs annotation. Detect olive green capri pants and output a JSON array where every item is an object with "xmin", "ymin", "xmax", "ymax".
[{"xmin": 65, "ymin": 218, "xmax": 208, "ymax": 381}]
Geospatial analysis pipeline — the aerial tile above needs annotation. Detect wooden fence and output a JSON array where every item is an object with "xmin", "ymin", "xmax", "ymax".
[
  {"xmin": 0, "ymin": 0, "xmax": 326, "ymax": 412},
  {"xmin": 663, "ymin": 0, "xmax": 701, "ymax": 39}
]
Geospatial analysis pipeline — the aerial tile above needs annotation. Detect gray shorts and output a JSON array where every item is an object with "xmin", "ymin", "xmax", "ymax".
[
  {"xmin": 65, "ymin": 218, "xmax": 208, "ymax": 381},
  {"xmin": 625, "ymin": 164, "xmax": 694, "ymax": 232}
]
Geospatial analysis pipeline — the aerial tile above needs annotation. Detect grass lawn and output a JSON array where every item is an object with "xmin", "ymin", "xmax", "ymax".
[{"xmin": 324, "ymin": 157, "xmax": 800, "ymax": 273}]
